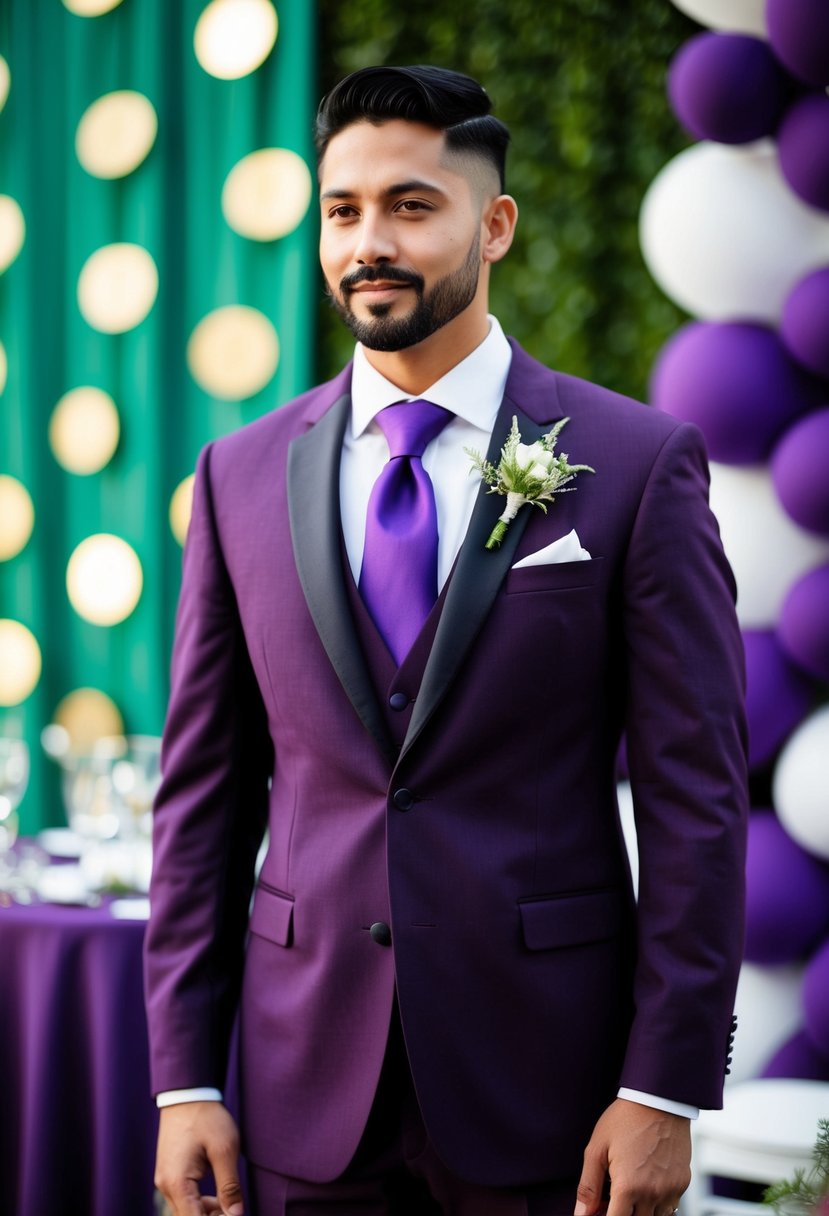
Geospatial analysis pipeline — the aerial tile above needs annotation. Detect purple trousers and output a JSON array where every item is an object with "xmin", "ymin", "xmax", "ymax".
[{"xmin": 247, "ymin": 1006, "xmax": 579, "ymax": 1216}]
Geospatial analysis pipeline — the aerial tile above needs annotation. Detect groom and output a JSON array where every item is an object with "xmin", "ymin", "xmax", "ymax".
[{"xmin": 145, "ymin": 65, "xmax": 748, "ymax": 1216}]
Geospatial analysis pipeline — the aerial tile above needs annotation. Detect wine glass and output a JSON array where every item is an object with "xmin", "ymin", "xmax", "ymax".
[{"xmin": 0, "ymin": 738, "xmax": 30, "ymax": 889}]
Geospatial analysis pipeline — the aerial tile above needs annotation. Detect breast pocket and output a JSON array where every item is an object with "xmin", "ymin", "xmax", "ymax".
[{"xmin": 504, "ymin": 556, "xmax": 605, "ymax": 595}]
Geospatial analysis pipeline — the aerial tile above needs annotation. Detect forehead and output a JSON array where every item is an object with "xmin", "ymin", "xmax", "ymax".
[{"xmin": 318, "ymin": 119, "xmax": 472, "ymax": 198}]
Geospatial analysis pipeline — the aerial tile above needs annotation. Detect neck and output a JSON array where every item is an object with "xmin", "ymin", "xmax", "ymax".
[{"xmin": 361, "ymin": 302, "xmax": 490, "ymax": 397}]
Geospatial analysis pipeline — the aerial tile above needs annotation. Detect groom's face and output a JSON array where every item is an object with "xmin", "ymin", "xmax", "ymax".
[{"xmin": 318, "ymin": 119, "xmax": 489, "ymax": 352}]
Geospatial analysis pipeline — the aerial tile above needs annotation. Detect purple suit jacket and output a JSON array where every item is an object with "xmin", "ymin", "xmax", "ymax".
[{"xmin": 144, "ymin": 341, "xmax": 748, "ymax": 1185}]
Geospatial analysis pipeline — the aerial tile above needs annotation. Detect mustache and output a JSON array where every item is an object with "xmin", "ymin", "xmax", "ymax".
[{"xmin": 339, "ymin": 265, "xmax": 424, "ymax": 294}]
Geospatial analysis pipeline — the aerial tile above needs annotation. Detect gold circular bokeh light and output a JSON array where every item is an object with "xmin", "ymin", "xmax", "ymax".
[
  {"xmin": 66, "ymin": 534, "xmax": 143, "ymax": 626},
  {"xmin": 222, "ymin": 148, "xmax": 312, "ymax": 241},
  {"xmin": 53, "ymin": 687, "xmax": 124, "ymax": 752},
  {"xmin": 78, "ymin": 243, "xmax": 158, "ymax": 333},
  {"xmin": 62, "ymin": 0, "xmax": 126, "ymax": 14},
  {"xmin": 0, "ymin": 56, "xmax": 10, "ymax": 114},
  {"xmin": 0, "ymin": 195, "xmax": 25, "ymax": 274},
  {"xmin": 76, "ymin": 90, "xmax": 158, "ymax": 179},
  {"xmin": 169, "ymin": 474, "xmax": 196, "ymax": 546},
  {"xmin": 187, "ymin": 305, "xmax": 279, "ymax": 400},
  {"xmin": 194, "ymin": 0, "xmax": 278, "ymax": 80},
  {"xmin": 0, "ymin": 619, "xmax": 42, "ymax": 706},
  {"xmin": 49, "ymin": 386, "xmax": 120, "ymax": 474},
  {"xmin": 0, "ymin": 476, "xmax": 34, "ymax": 560}
]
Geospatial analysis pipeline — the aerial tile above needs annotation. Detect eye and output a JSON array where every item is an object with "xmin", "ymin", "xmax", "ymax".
[
  {"xmin": 394, "ymin": 199, "xmax": 431, "ymax": 214},
  {"xmin": 327, "ymin": 204, "xmax": 358, "ymax": 220}
]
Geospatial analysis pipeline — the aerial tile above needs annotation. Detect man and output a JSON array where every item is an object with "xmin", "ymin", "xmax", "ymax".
[{"xmin": 145, "ymin": 65, "xmax": 748, "ymax": 1216}]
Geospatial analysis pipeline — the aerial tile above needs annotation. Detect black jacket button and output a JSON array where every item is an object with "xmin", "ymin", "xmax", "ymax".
[
  {"xmin": 369, "ymin": 921, "xmax": 392, "ymax": 946},
  {"xmin": 393, "ymin": 788, "xmax": 415, "ymax": 811},
  {"xmin": 389, "ymin": 692, "xmax": 408, "ymax": 711}
]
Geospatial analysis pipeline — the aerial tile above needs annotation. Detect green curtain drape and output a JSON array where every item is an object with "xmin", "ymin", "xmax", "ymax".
[{"xmin": 0, "ymin": 0, "xmax": 316, "ymax": 833}]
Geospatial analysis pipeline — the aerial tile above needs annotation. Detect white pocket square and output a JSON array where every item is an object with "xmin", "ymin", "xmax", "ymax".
[{"xmin": 511, "ymin": 528, "xmax": 591, "ymax": 569}]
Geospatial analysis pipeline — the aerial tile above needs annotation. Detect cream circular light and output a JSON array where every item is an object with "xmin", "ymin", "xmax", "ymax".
[
  {"xmin": 53, "ymin": 687, "xmax": 124, "ymax": 751},
  {"xmin": 222, "ymin": 148, "xmax": 312, "ymax": 242},
  {"xmin": 62, "ymin": 0, "xmax": 125, "ymax": 14},
  {"xmin": 66, "ymin": 534, "xmax": 143, "ymax": 625},
  {"xmin": 76, "ymin": 91, "xmax": 158, "ymax": 179},
  {"xmin": 78, "ymin": 243, "xmax": 158, "ymax": 333},
  {"xmin": 0, "ymin": 619, "xmax": 41, "ymax": 706},
  {"xmin": 49, "ymin": 386, "xmax": 120, "ymax": 473},
  {"xmin": 169, "ymin": 474, "xmax": 196, "ymax": 546},
  {"xmin": 0, "ymin": 195, "xmax": 25, "ymax": 274},
  {"xmin": 0, "ymin": 476, "xmax": 34, "ymax": 560},
  {"xmin": 194, "ymin": 0, "xmax": 278, "ymax": 80},
  {"xmin": 0, "ymin": 56, "xmax": 10, "ymax": 114},
  {"xmin": 0, "ymin": 340, "xmax": 7, "ymax": 395},
  {"xmin": 187, "ymin": 305, "xmax": 279, "ymax": 400}
]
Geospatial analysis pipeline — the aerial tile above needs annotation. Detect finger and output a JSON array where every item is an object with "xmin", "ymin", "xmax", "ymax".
[
  {"xmin": 164, "ymin": 1177, "xmax": 209, "ymax": 1216},
  {"xmin": 574, "ymin": 1153, "xmax": 607, "ymax": 1216},
  {"xmin": 210, "ymin": 1151, "xmax": 244, "ymax": 1216}
]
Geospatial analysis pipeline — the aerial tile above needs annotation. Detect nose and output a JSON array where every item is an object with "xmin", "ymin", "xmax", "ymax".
[{"xmin": 353, "ymin": 213, "xmax": 397, "ymax": 266}]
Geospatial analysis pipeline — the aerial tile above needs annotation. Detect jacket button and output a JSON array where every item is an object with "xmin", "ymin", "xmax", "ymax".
[
  {"xmin": 389, "ymin": 692, "xmax": 408, "ymax": 711},
  {"xmin": 393, "ymin": 788, "xmax": 414, "ymax": 811},
  {"xmin": 369, "ymin": 921, "xmax": 392, "ymax": 946}
]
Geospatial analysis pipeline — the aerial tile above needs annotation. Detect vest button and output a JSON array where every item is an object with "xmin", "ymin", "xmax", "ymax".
[
  {"xmin": 369, "ymin": 921, "xmax": 392, "ymax": 946},
  {"xmin": 393, "ymin": 788, "xmax": 415, "ymax": 811},
  {"xmin": 389, "ymin": 692, "xmax": 409, "ymax": 711}
]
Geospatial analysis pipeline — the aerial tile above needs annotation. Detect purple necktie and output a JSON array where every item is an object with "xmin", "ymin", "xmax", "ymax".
[{"xmin": 359, "ymin": 399, "xmax": 452, "ymax": 665}]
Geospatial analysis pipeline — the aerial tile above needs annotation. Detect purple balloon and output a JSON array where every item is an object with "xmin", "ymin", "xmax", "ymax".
[
  {"xmin": 804, "ymin": 938, "xmax": 829, "ymax": 1056},
  {"xmin": 771, "ymin": 408, "xmax": 829, "ymax": 536},
  {"xmin": 743, "ymin": 631, "xmax": 816, "ymax": 769},
  {"xmin": 782, "ymin": 267, "xmax": 829, "ymax": 380},
  {"xmin": 744, "ymin": 811, "xmax": 829, "ymax": 965},
  {"xmin": 668, "ymin": 34, "xmax": 788, "ymax": 145},
  {"xmin": 768, "ymin": 0, "xmax": 829, "ymax": 88},
  {"xmin": 779, "ymin": 94, "xmax": 829, "ymax": 213},
  {"xmin": 762, "ymin": 1029, "xmax": 829, "ymax": 1082},
  {"xmin": 650, "ymin": 323, "xmax": 820, "ymax": 464},
  {"xmin": 779, "ymin": 564, "xmax": 829, "ymax": 682}
]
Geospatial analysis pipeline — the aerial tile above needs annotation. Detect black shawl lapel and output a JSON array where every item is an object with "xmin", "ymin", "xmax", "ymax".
[
  {"xmin": 287, "ymin": 394, "xmax": 397, "ymax": 766},
  {"xmin": 398, "ymin": 392, "xmax": 559, "ymax": 765}
]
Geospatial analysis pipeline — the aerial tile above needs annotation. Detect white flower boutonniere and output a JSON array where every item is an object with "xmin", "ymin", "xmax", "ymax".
[{"xmin": 467, "ymin": 415, "xmax": 595, "ymax": 550}]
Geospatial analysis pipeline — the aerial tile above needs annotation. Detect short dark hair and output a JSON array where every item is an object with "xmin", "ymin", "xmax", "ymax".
[{"xmin": 315, "ymin": 65, "xmax": 510, "ymax": 191}]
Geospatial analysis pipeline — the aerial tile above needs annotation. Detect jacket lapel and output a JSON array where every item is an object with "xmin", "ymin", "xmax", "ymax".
[
  {"xmin": 399, "ymin": 349, "xmax": 565, "ymax": 763},
  {"xmin": 287, "ymin": 389, "xmax": 397, "ymax": 766}
]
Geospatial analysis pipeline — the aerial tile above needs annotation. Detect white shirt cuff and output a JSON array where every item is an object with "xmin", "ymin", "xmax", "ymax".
[
  {"xmin": 617, "ymin": 1088, "xmax": 699, "ymax": 1119},
  {"xmin": 156, "ymin": 1087, "xmax": 224, "ymax": 1108}
]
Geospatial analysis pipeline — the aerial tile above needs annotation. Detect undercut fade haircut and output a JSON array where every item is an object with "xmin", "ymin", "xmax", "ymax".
[{"xmin": 315, "ymin": 65, "xmax": 510, "ymax": 192}]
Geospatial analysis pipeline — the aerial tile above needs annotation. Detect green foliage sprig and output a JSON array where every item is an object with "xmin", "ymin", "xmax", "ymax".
[{"xmin": 765, "ymin": 1120, "xmax": 829, "ymax": 1213}]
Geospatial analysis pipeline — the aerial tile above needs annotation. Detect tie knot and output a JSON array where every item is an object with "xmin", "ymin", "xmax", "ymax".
[{"xmin": 376, "ymin": 399, "xmax": 452, "ymax": 460}]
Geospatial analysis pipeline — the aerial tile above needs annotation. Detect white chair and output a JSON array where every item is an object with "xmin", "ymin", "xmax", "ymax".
[{"xmin": 683, "ymin": 1078, "xmax": 829, "ymax": 1216}]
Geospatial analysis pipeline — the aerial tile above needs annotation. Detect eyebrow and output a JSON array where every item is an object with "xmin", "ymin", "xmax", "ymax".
[{"xmin": 319, "ymin": 179, "xmax": 449, "ymax": 203}]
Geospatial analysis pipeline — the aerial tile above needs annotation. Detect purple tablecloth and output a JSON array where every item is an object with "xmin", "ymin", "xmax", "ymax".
[{"xmin": 0, "ymin": 897, "xmax": 159, "ymax": 1216}]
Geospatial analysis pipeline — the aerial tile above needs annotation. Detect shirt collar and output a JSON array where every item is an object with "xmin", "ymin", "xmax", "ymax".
[{"xmin": 349, "ymin": 316, "xmax": 512, "ymax": 438}]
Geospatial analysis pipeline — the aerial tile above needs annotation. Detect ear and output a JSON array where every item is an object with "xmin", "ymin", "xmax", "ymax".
[{"xmin": 481, "ymin": 194, "xmax": 518, "ymax": 265}]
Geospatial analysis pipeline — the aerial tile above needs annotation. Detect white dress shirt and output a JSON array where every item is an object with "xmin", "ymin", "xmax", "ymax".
[{"xmin": 158, "ymin": 318, "xmax": 697, "ymax": 1120}]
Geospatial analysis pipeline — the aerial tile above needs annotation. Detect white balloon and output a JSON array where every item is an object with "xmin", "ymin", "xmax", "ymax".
[
  {"xmin": 730, "ymin": 962, "xmax": 804, "ymax": 1084},
  {"xmin": 640, "ymin": 141, "xmax": 829, "ymax": 323},
  {"xmin": 774, "ymin": 705, "xmax": 829, "ymax": 861},
  {"xmin": 708, "ymin": 463, "xmax": 829, "ymax": 628},
  {"xmin": 670, "ymin": 0, "xmax": 766, "ymax": 36}
]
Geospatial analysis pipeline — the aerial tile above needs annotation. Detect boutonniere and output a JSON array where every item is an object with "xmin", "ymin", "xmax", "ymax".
[{"xmin": 466, "ymin": 416, "xmax": 595, "ymax": 550}]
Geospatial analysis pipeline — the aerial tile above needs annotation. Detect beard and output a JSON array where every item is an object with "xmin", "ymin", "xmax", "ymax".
[{"xmin": 326, "ymin": 234, "xmax": 481, "ymax": 352}]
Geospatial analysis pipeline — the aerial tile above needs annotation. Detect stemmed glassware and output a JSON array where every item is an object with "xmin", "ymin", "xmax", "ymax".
[{"xmin": 0, "ymin": 737, "xmax": 30, "ymax": 891}]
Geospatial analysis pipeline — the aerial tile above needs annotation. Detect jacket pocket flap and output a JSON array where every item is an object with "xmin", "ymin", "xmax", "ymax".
[
  {"xmin": 519, "ymin": 889, "xmax": 622, "ymax": 951},
  {"xmin": 249, "ymin": 883, "xmax": 294, "ymax": 946}
]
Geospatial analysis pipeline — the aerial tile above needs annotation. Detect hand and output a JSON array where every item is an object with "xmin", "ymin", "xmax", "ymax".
[
  {"xmin": 154, "ymin": 1101, "xmax": 244, "ymax": 1216},
  {"xmin": 574, "ymin": 1098, "xmax": 691, "ymax": 1216}
]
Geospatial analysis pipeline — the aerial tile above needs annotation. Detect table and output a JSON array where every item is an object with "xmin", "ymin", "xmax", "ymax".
[{"xmin": 0, "ymin": 895, "xmax": 159, "ymax": 1216}]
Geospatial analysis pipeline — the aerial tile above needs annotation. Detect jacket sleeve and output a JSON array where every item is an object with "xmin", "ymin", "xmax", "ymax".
[
  {"xmin": 143, "ymin": 442, "xmax": 272, "ymax": 1095},
  {"xmin": 620, "ymin": 421, "xmax": 748, "ymax": 1109}
]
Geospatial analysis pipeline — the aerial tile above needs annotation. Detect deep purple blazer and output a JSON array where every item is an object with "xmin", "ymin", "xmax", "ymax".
[{"xmin": 144, "ymin": 341, "xmax": 748, "ymax": 1186}]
